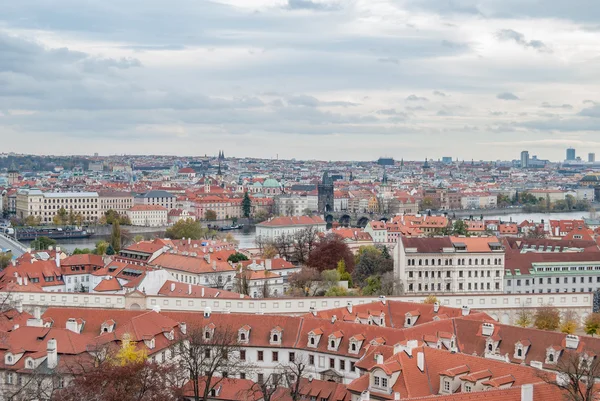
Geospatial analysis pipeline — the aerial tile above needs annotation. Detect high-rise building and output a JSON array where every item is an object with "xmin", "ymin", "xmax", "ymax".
[
  {"xmin": 520, "ymin": 151, "xmax": 529, "ymax": 168},
  {"xmin": 566, "ymin": 148, "xmax": 576, "ymax": 161},
  {"xmin": 589, "ymin": 153, "xmax": 596, "ymax": 163}
]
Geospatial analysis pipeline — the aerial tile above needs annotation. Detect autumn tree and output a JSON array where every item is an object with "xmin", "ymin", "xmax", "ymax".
[
  {"xmin": 584, "ymin": 313, "xmax": 600, "ymax": 337},
  {"xmin": 423, "ymin": 295, "xmax": 439, "ymax": 304},
  {"xmin": 176, "ymin": 324, "xmax": 254, "ymax": 401},
  {"xmin": 515, "ymin": 307, "xmax": 534, "ymax": 328},
  {"xmin": 307, "ymin": 234, "xmax": 354, "ymax": 272},
  {"xmin": 204, "ymin": 210, "xmax": 217, "ymax": 221},
  {"xmin": 534, "ymin": 305, "xmax": 561, "ymax": 331},
  {"xmin": 560, "ymin": 310, "xmax": 579, "ymax": 334},
  {"xmin": 539, "ymin": 350, "xmax": 600, "ymax": 401},
  {"xmin": 56, "ymin": 334, "xmax": 181, "ymax": 401},
  {"xmin": 288, "ymin": 267, "xmax": 321, "ymax": 296},
  {"xmin": 291, "ymin": 226, "xmax": 321, "ymax": 264}
]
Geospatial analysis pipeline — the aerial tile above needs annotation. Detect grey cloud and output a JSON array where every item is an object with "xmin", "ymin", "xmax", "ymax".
[
  {"xmin": 490, "ymin": 111, "xmax": 507, "ymax": 116},
  {"xmin": 285, "ymin": 0, "xmax": 339, "ymax": 11},
  {"xmin": 286, "ymin": 95, "xmax": 358, "ymax": 107},
  {"xmin": 406, "ymin": 94, "xmax": 429, "ymax": 102},
  {"xmin": 519, "ymin": 118, "xmax": 600, "ymax": 131},
  {"xmin": 433, "ymin": 91, "xmax": 447, "ymax": 97},
  {"xmin": 496, "ymin": 29, "xmax": 551, "ymax": 52},
  {"xmin": 540, "ymin": 102, "xmax": 573, "ymax": 109},
  {"xmin": 497, "ymin": 92, "xmax": 519, "ymax": 100},
  {"xmin": 377, "ymin": 57, "xmax": 399, "ymax": 64},
  {"xmin": 406, "ymin": 106, "xmax": 426, "ymax": 111},
  {"xmin": 441, "ymin": 40, "xmax": 469, "ymax": 50},
  {"xmin": 579, "ymin": 105, "xmax": 600, "ymax": 118},
  {"xmin": 436, "ymin": 110, "xmax": 452, "ymax": 116},
  {"xmin": 376, "ymin": 109, "xmax": 402, "ymax": 116}
]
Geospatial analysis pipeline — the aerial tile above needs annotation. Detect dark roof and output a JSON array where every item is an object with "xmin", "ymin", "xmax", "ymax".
[
  {"xmin": 503, "ymin": 237, "xmax": 599, "ymax": 253},
  {"xmin": 289, "ymin": 184, "xmax": 317, "ymax": 192},
  {"xmin": 136, "ymin": 190, "xmax": 176, "ymax": 199},
  {"xmin": 401, "ymin": 237, "xmax": 453, "ymax": 253},
  {"xmin": 505, "ymin": 251, "xmax": 600, "ymax": 275}
]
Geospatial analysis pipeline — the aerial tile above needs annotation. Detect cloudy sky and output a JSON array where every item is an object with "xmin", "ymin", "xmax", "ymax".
[{"xmin": 1, "ymin": 0, "xmax": 599, "ymax": 161}]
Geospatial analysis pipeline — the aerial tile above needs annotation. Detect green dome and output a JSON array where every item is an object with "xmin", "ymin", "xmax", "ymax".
[{"xmin": 262, "ymin": 178, "xmax": 281, "ymax": 188}]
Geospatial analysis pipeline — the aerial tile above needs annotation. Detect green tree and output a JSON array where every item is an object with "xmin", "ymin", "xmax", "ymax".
[
  {"xmin": 227, "ymin": 252, "xmax": 249, "ymax": 263},
  {"xmin": 133, "ymin": 234, "xmax": 144, "ymax": 243},
  {"xmin": 0, "ymin": 252, "xmax": 11, "ymax": 270},
  {"xmin": 165, "ymin": 218, "xmax": 217, "ymax": 240},
  {"xmin": 242, "ymin": 191, "xmax": 252, "ymax": 218},
  {"xmin": 95, "ymin": 240, "xmax": 109, "ymax": 255},
  {"xmin": 421, "ymin": 197, "xmax": 434, "ymax": 209},
  {"xmin": 362, "ymin": 276, "xmax": 382, "ymax": 295},
  {"xmin": 110, "ymin": 221, "xmax": 122, "ymax": 253},
  {"xmin": 321, "ymin": 269, "xmax": 341, "ymax": 290},
  {"xmin": 336, "ymin": 260, "xmax": 353, "ymax": 287},
  {"xmin": 204, "ymin": 210, "xmax": 217, "ymax": 221},
  {"xmin": 253, "ymin": 209, "xmax": 270, "ymax": 223},
  {"xmin": 106, "ymin": 244, "xmax": 116, "ymax": 255},
  {"xmin": 30, "ymin": 236, "xmax": 57, "ymax": 251},
  {"xmin": 451, "ymin": 220, "xmax": 469, "ymax": 236},
  {"xmin": 72, "ymin": 248, "xmax": 94, "ymax": 255},
  {"xmin": 352, "ymin": 246, "xmax": 392, "ymax": 287},
  {"xmin": 325, "ymin": 286, "xmax": 348, "ymax": 296}
]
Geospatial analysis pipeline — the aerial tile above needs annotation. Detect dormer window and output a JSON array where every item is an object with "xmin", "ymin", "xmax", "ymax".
[
  {"xmin": 308, "ymin": 329, "xmax": 323, "ymax": 348},
  {"xmin": 546, "ymin": 347, "xmax": 561, "ymax": 365},
  {"xmin": 6, "ymin": 354, "xmax": 13, "ymax": 365},
  {"xmin": 404, "ymin": 311, "xmax": 420, "ymax": 328},
  {"xmin": 144, "ymin": 337, "xmax": 156, "ymax": 349},
  {"xmin": 328, "ymin": 332, "xmax": 343, "ymax": 351},
  {"xmin": 517, "ymin": 348, "xmax": 522, "ymax": 357},
  {"xmin": 204, "ymin": 323, "xmax": 216, "ymax": 340},
  {"xmin": 270, "ymin": 326, "xmax": 283, "ymax": 345},
  {"xmin": 27, "ymin": 359, "xmax": 34, "ymax": 369},
  {"xmin": 238, "ymin": 325, "xmax": 251, "ymax": 343}
]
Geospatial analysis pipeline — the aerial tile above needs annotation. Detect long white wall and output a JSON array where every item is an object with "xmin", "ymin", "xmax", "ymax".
[{"xmin": 3, "ymin": 291, "xmax": 592, "ymax": 325}]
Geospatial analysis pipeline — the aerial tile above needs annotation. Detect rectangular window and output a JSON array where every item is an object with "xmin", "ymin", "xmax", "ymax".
[
  {"xmin": 329, "ymin": 358, "xmax": 335, "ymax": 369},
  {"xmin": 382, "ymin": 378, "xmax": 388, "ymax": 387},
  {"xmin": 258, "ymin": 351, "xmax": 264, "ymax": 361},
  {"xmin": 240, "ymin": 350, "xmax": 246, "ymax": 361},
  {"xmin": 374, "ymin": 377, "xmax": 380, "ymax": 386},
  {"xmin": 340, "ymin": 359, "xmax": 345, "ymax": 370},
  {"xmin": 289, "ymin": 352, "xmax": 295, "ymax": 362},
  {"xmin": 272, "ymin": 351, "xmax": 279, "ymax": 362},
  {"xmin": 309, "ymin": 355, "xmax": 315, "ymax": 365}
]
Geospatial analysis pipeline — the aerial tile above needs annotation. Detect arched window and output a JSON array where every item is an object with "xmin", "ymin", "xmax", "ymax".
[
  {"xmin": 310, "ymin": 337, "xmax": 315, "ymax": 345},
  {"xmin": 469, "ymin": 259, "xmax": 472, "ymax": 265},
  {"xmin": 273, "ymin": 334, "xmax": 279, "ymax": 342},
  {"xmin": 517, "ymin": 348, "xmax": 522, "ymax": 357},
  {"xmin": 488, "ymin": 259, "xmax": 491, "ymax": 265},
  {"xmin": 407, "ymin": 318, "xmax": 412, "ymax": 325},
  {"xmin": 438, "ymin": 259, "xmax": 442, "ymax": 265},
  {"xmin": 351, "ymin": 343, "xmax": 357, "ymax": 351},
  {"xmin": 474, "ymin": 259, "xmax": 478, "ymax": 265},
  {"xmin": 425, "ymin": 259, "xmax": 429, "ymax": 266},
  {"xmin": 330, "ymin": 340, "xmax": 335, "ymax": 348},
  {"xmin": 549, "ymin": 354, "xmax": 554, "ymax": 362},
  {"xmin": 240, "ymin": 333, "xmax": 246, "ymax": 341},
  {"xmin": 488, "ymin": 343, "xmax": 493, "ymax": 352},
  {"xmin": 419, "ymin": 260, "xmax": 422, "ymax": 266}
]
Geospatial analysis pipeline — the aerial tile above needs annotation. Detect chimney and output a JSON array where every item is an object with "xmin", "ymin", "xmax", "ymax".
[
  {"xmin": 170, "ymin": 282, "xmax": 176, "ymax": 292},
  {"xmin": 201, "ymin": 287, "xmax": 205, "ymax": 297},
  {"xmin": 188, "ymin": 284, "xmax": 192, "ymax": 295},
  {"xmin": 309, "ymin": 306, "xmax": 317, "ymax": 317},
  {"xmin": 379, "ymin": 295, "xmax": 386, "ymax": 305},
  {"xmin": 66, "ymin": 318, "xmax": 79, "ymax": 333},
  {"xmin": 331, "ymin": 315, "xmax": 337, "ymax": 323},
  {"xmin": 417, "ymin": 351, "xmax": 425, "ymax": 372},
  {"xmin": 394, "ymin": 393, "xmax": 401, "ymax": 400},
  {"xmin": 265, "ymin": 259, "xmax": 272, "ymax": 270},
  {"xmin": 180, "ymin": 322, "xmax": 187, "ymax": 335},
  {"xmin": 481, "ymin": 323, "xmax": 494, "ymax": 337},
  {"xmin": 15, "ymin": 273, "xmax": 22, "ymax": 286},
  {"xmin": 56, "ymin": 246, "xmax": 61, "ymax": 252},
  {"xmin": 205, "ymin": 254, "xmax": 210, "ymax": 263},
  {"xmin": 34, "ymin": 307, "xmax": 41, "ymax": 320},
  {"xmin": 15, "ymin": 299, "xmax": 23, "ymax": 314},
  {"xmin": 565, "ymin": 335, "xmax": 580, "ymax": 350},
  {"xmin": 521, "ymin": 384, "xmax": 533, "ymax": 401},
  {"xmin": 24, "ymin": 277, "xmax": 28, "ymax": 285},
  {"xmin": 13, "ymin": 324, "xmax": 19, "ymax": 330},
  {"xmin": 433, "ymin": 302, "xmax": 440, "ymax": 313},
  {"xmin": 212, "ymin": 261, "xmax": 217, "ymax": 270},
  {"xmin": 360, "ymin": 391, "xmax": 370, "ymax": 401},
  {"xmin": 346, "ymin": 301, "xmax": 353, "ymax": 314},
  {"xmin": 204, "ymin": 307, "xmax": 211, "ymax": 318},
  {"xmin": 26, "ymin": 247, "xmax": 31, "ymax": 253},
  {"xmin": 47, "ymin": 338, "xmax": 58, "ymax": 369},
  {"xmin": 55, "ymin": 253, "xmax": 60, "ymax": 268},
  {"xmin": 48, "ymin": 245, "xmax": 53, "ymax": 251},
  {"xmin": 461, "ymin": 305, "xmax": 470, "ymax": 316}
]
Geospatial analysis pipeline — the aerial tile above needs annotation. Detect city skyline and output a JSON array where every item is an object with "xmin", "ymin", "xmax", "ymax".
[{"xmin": 1, "ymin": 0, "xmax": 599, "ymax": 160}]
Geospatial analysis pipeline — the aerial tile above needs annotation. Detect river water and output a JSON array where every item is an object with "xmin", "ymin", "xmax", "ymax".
[
  {"xmin": 31, "ymin": 228, "xmax": 257, "ymax": 253},
  {"xmin": 27, "ymin": 211, "xmax": 592, "ymax": 253}
]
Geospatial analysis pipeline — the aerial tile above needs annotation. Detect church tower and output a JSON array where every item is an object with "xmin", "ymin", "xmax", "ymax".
[{"xmin": 318, "ymin": 172, "xmax": 334, "ymax": 213}]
